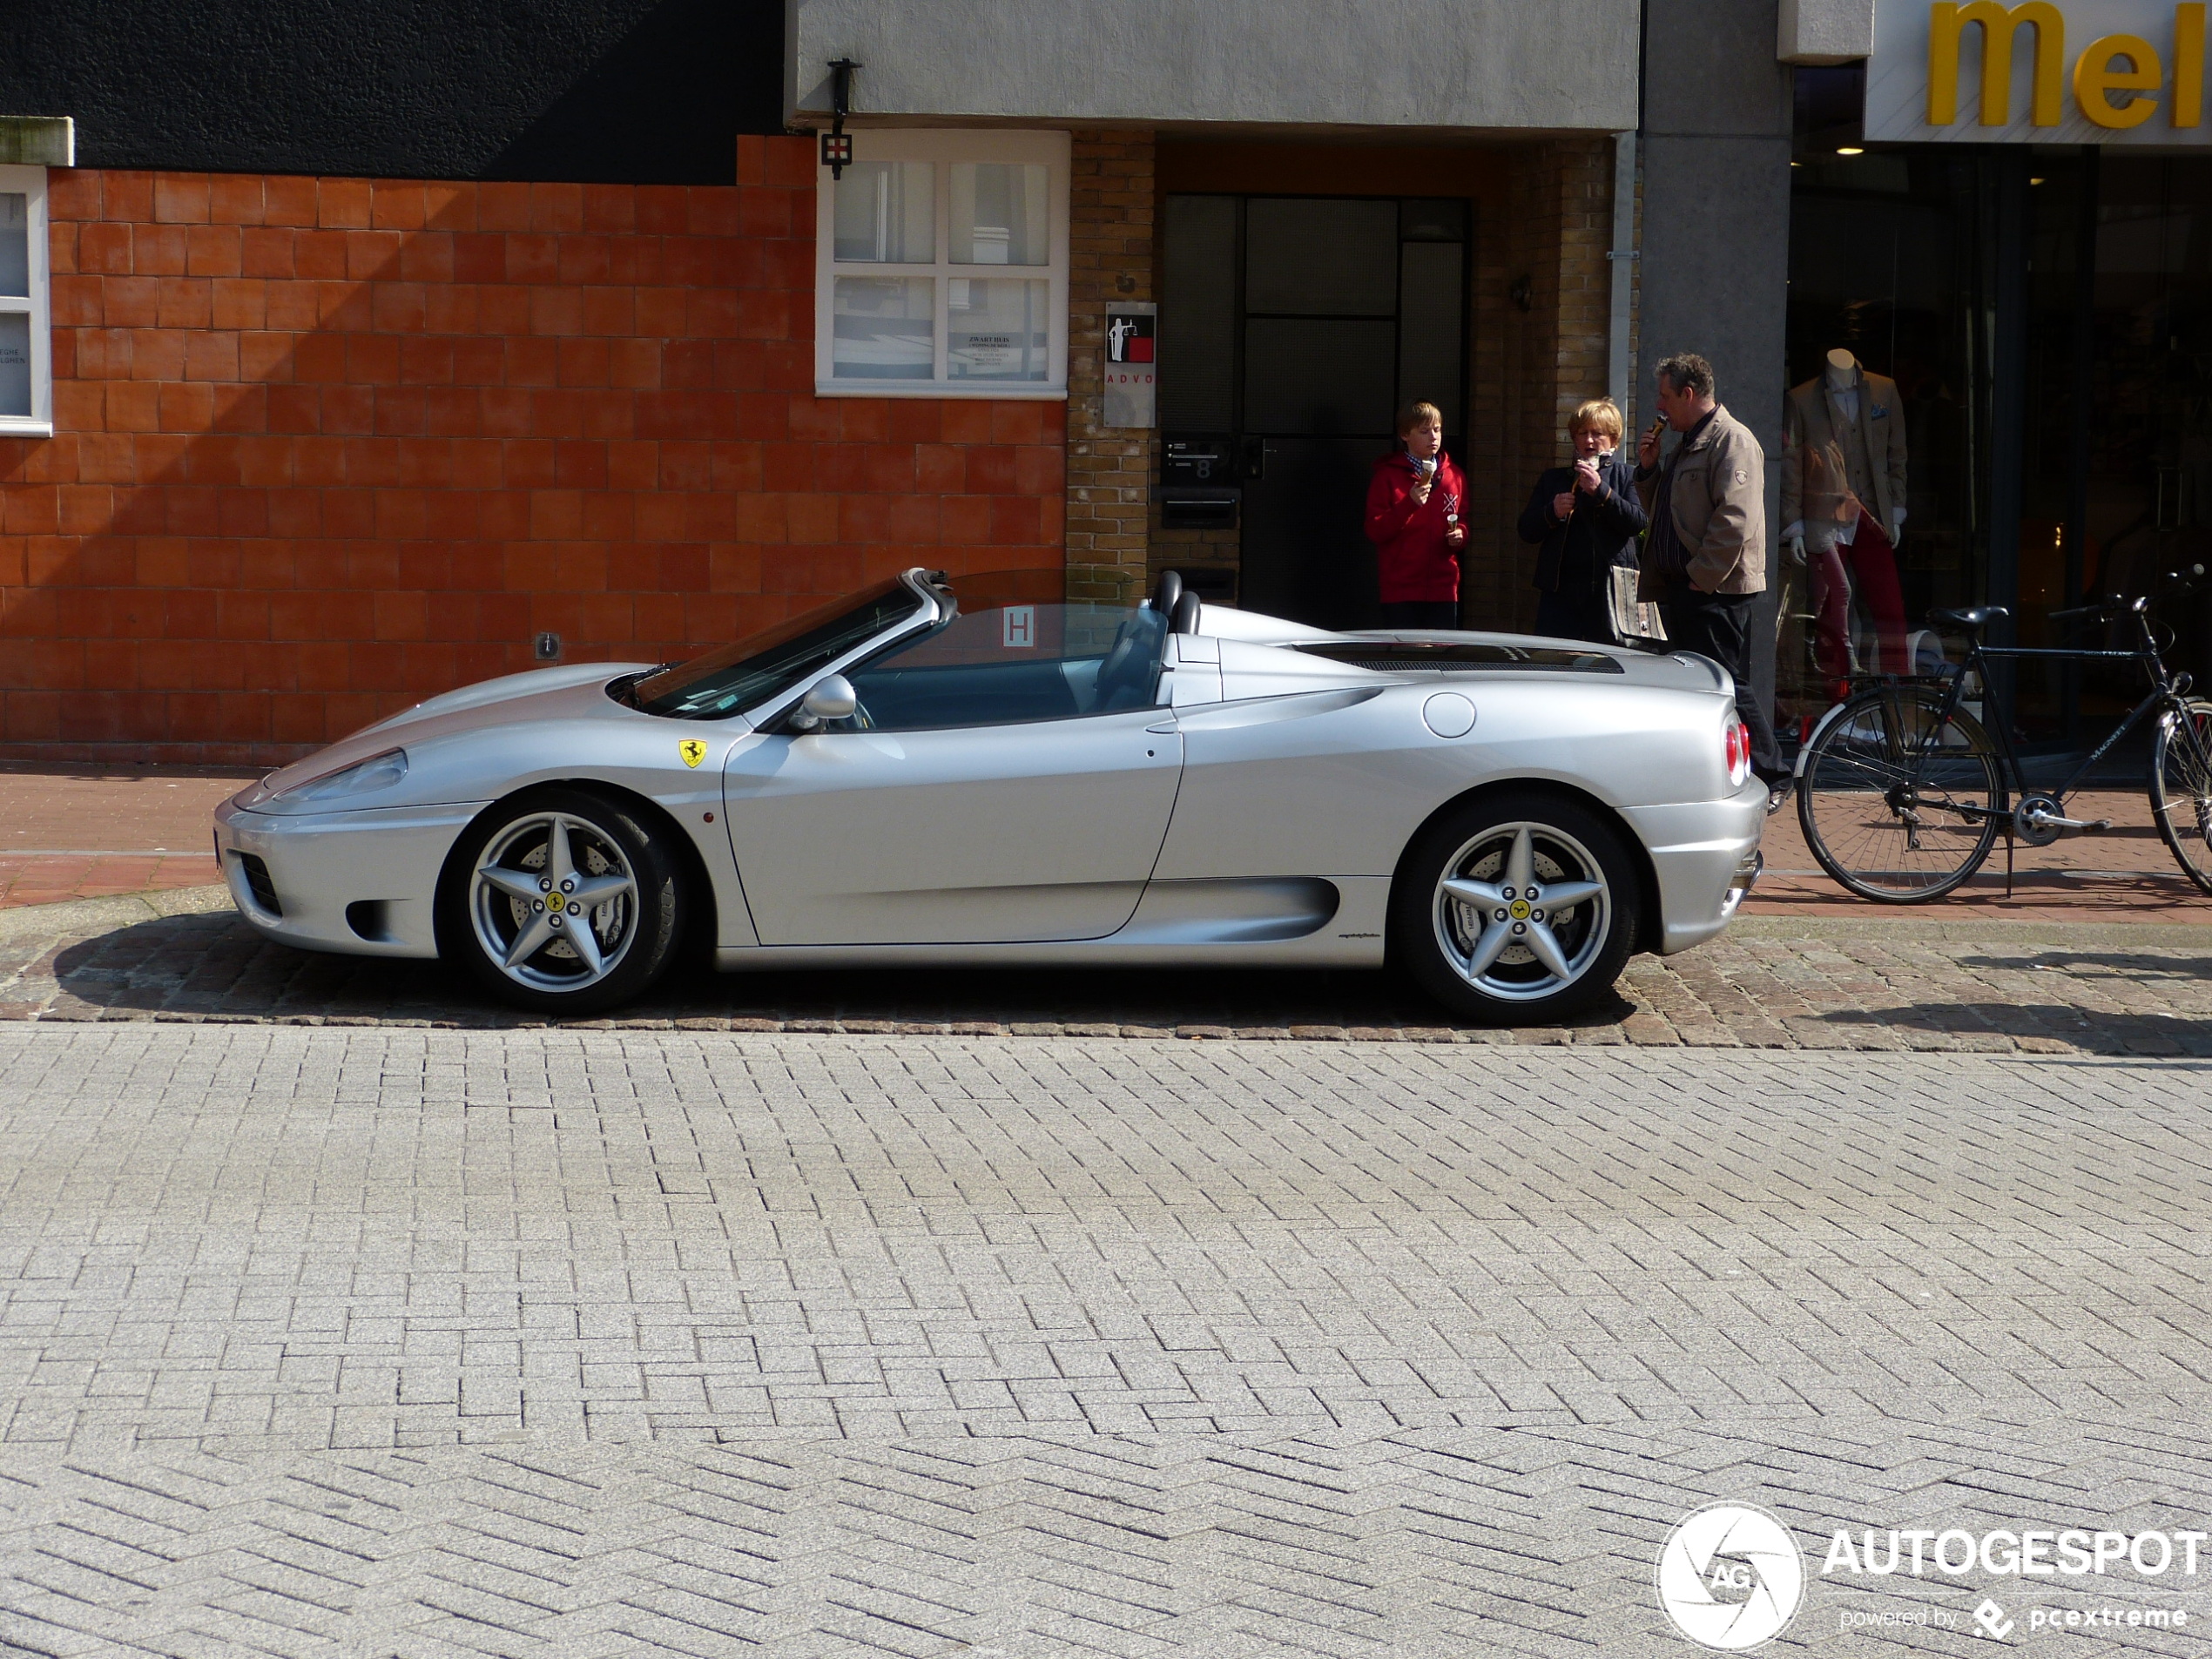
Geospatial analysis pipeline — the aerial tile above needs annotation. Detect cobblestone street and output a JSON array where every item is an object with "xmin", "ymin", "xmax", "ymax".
[
  {"xmin": 4, "ymin": 887, "xmax": 2209, "ymax": 1056},
  {"xmin": 0, "ymin": 1025, "xmax": 2209, "ymax": 1654}
]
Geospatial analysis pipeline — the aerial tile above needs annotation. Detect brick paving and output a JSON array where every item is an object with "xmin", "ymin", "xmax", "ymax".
[
  {"xmin": 0, "ymin": 852, "xmax": 224, "ymax": 907},
  {"xmin": 0, "ymin": 1027, "xmax": 2205, "ymax": 1654}
]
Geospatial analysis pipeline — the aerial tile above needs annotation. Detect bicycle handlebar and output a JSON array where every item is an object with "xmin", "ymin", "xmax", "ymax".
[{"xmin": 2051, "ymin": 563, "xmax": 2204, "ymax": 624}]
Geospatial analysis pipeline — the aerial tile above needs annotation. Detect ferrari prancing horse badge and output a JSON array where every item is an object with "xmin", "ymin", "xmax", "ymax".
[{"xmin": 678, "ymin": 738, "xmax": 707, "ymax": 768}]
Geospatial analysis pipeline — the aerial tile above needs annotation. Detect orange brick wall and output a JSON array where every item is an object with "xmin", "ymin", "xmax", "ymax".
[{"xmin": 0, "ymin": 135, "xmax": 1066, "ymax": 763}]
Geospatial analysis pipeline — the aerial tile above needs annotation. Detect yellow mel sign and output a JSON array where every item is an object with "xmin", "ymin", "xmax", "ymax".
[{"xmin": 1928, "ymin": 1, "xmax": 2207, "ymax": 128}]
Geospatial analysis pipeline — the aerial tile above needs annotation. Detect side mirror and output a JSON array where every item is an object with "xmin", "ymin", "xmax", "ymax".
[{"xmin": 788, "ymin": 674, "xmax": 857, "ymax": 732}]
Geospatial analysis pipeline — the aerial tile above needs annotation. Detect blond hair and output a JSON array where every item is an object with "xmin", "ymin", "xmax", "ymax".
[
  {"xmin": 1396, "ymin": 400, "xmax": 1445, "ymax": 438},
  {"xmin": 1570, "ymin": 397, "xmax": 1623, "ymax": 442}
]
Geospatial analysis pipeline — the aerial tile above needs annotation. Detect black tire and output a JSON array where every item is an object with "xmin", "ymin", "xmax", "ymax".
[
  {"xmin": 1392, "ymin": 791, "xmax": 1641, "ymax": 1024},
  {"xmin": 2150, "ymin": 696, "xmax": 2212, "ymax": 898},
  {"xmin": 1797, "ymin": 685, "xmax": 2003, "ymax": 902},
  {"xmin": 438, "ymin": 786, "xmax": 683, "ymax": 1015}
]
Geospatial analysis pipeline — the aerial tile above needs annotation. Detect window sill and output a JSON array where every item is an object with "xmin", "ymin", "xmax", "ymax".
[
  {"xmin": 0, "ymin": 421, "xmax": 53, "ymax": 439},
  {"xmin": 813, "ymin": 382, "xmax": 1068, "ymax": 401}
]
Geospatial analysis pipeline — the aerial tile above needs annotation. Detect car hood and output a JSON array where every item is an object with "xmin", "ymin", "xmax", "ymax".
[
  {"xmin": 367, "ymin": 661, "xmax": 658, "ymax": 734},
  {"xmin": 235, "ymin": 662, "xmax": 659, "ymax": 812}
]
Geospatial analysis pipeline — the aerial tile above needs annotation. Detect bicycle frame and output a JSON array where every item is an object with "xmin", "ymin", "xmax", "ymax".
[{"xmin": 1910, "ymin": 604, "xmax": 2188, "ymax": 819}]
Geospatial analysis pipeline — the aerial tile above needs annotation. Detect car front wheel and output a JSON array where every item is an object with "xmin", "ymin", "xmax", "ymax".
[
  {"xmin": 1392, "ymin": 792, "xmax": 1640, "ymax": 1024},
  {"xmin": 440, "ymin": 786, "xmax": 683, "ymax": 1015}
]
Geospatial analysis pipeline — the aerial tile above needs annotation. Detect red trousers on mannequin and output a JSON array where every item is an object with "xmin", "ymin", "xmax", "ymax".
[{"xmin": 1810, "ymin": 510, "xmax": 1908, "ymax": 690}]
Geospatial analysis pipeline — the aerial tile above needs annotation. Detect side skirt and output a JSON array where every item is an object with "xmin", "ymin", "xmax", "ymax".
[{"xmin": 711, "ymin": 877, "xmax": 1392, "ymax": 970}]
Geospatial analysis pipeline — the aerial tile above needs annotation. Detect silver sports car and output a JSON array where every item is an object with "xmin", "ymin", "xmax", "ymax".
[{"xmin": 213, "ymin": 567, "xmax": 1765, "ymax": 1022}]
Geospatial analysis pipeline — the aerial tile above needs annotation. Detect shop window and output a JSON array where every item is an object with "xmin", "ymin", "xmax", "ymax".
[
  {"xmin": 0, "ymin": 166, "xmax": 51, "ymax": 436},
  {"xmin": 815, "ymin": 132, "xmax": 1069, "ymax": 399}
]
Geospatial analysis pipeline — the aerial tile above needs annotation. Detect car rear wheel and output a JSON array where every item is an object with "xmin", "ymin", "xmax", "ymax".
[
  {"xmin": 1392, "ymin": 792, "xmax": 1640, "ymax": 1024},
  {"xmin": 440, "ymin": 786, "xmax": 683, "ymax": 1015}
]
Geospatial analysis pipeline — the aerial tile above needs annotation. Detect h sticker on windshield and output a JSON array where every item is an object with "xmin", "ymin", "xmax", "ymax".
[{"xmin": 1002, "ymin": 606, "xmax": 1035, "ymax": 649}]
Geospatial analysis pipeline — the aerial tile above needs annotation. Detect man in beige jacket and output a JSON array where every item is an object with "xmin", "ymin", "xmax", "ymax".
[{"xmin": 1633, "ymin": 352, "xmax": 1784, "ymax": 803}]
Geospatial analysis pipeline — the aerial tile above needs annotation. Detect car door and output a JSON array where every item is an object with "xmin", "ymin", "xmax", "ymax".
[
  {"xmin": 721, "ymin": 600, "xmax": 1184, "ymax": 945},
  {"xmin": 724, "ymin": 712, "xmax": 1183, "ymax": 944}
]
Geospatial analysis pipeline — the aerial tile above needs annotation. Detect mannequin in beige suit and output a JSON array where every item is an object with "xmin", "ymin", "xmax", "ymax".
[{"xmin": 1780, "ymin": 349, "xmax": 1909, "ymax": 691}]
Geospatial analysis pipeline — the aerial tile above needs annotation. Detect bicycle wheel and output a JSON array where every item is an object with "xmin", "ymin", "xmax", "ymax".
[
  {"xmin": 1797, "ymin": 685, "xmax": 2005, "ymax": 901},
  {"xmin": 2149, "ymin": 696, "xmax": 2212, "ymax": 897}
]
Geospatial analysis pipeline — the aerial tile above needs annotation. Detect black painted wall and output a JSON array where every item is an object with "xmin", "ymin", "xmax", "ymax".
[{"xmin": 1, "ymin": 0, "xmax": 785, "ymax": 184}]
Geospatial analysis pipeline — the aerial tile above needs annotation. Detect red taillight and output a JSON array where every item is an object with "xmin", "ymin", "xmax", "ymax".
[{"xmin": 1723, "ymin": 717, "xmax": 1751, "ymax": 786}]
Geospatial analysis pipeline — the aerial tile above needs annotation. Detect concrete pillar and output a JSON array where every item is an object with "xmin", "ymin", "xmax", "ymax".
[{"xmin": 1638, "ymin": 0, "xmax": 1792, "ymax": 721}]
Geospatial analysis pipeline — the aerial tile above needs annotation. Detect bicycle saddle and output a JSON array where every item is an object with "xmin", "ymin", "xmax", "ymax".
[{"xmin": 1927, "ymin": 604, "xmax": 2009, "ymax": 631}]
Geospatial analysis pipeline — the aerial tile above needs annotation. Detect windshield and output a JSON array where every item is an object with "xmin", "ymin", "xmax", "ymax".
[{"xmin": 629, "ymin": 577, "xmax": 927, "ymax": 718}]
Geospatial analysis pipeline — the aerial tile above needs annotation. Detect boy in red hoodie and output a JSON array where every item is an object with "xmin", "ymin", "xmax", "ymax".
[{"xmin": 1365, "ymin": 401, "xmax": 1468, "ymax": 628}]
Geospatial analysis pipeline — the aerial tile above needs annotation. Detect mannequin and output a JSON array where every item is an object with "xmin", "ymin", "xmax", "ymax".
[{"xmin": 1780, "ymin": 348, "xmax": 1909, "ymax": 692}]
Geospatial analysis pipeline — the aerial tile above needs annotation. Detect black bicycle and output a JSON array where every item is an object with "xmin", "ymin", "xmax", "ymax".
[{"xmin": 1796, "ymin": 567, "xmax": 2212, "ymax": 902}]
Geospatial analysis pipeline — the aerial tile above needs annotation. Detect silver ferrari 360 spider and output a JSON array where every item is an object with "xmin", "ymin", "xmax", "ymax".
[{"xmin": 213, "ymin": 567, "xmax": 1765, "ymax": 1022}]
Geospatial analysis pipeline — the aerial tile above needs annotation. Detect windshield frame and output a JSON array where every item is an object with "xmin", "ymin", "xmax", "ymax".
[{"xmin": 626, "ymin": 569, "xmax": 948, "ymax": 723}]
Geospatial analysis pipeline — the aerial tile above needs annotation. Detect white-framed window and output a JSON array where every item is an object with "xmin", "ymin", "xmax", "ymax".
[
  {"xmin": 0, "ymin": 165, "xmax": 51, "ymax": 436},
  {"xmin": 814, "ymin": 129, "xmax": 1069, "ymax": 399}
]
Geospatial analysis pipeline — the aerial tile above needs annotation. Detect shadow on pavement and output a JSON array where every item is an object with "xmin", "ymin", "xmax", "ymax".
[
  {"xmin": 38, "ymin": 909, "xmax": 1642, "ymax": 1036},
  {"xmin": 1814, "ymin": 1000, "xmax": 2209, "ymax": 1055},
  {"xmin": 1953, "ymin": 949, "xmax": 2212, "ymax": 979}
]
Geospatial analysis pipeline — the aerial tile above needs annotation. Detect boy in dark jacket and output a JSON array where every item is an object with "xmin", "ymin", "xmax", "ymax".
[{"xmin": 1516, "ymin": 397, "xmax": 1647, "ymax": 644}]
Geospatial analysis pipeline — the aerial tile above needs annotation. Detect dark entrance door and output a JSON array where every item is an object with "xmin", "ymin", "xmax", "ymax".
[{"xmin": 1161, "ymin": 194, "xmax": 1469, "ymax": 629}]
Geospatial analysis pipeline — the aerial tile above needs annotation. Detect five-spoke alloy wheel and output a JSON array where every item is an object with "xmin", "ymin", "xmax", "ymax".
[
  {"xmin": 440, "ymin": 786, "xmax": 684, "ymax": 1014},
  {"xmin": 1393, "ymin": 792, "xmax": 1640, "ymax": 1023}
]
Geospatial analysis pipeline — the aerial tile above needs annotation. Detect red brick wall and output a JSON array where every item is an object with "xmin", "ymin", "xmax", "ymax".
[{"xmin": 0, "ymin": 136, "xmax": 1066, "ymax": 763}]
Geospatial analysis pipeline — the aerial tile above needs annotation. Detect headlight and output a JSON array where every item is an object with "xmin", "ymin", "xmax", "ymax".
[{"xmin": 271, "ymin": 747, "xmax": 409, "ymax": 804}]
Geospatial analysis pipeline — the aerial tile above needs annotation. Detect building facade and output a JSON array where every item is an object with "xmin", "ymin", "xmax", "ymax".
[{"xmin": 3, "ymin": 1, "xmax": 1800, "ymax": 765}]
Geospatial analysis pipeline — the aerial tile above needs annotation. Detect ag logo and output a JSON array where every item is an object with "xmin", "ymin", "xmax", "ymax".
[
  {"xmin": 1656, "ymin": 1502, "xmax": 1804, "ymax": 1650},
  {"xmin": 678, "ymin": 738, "xmax": 707, "ymax": 769}
]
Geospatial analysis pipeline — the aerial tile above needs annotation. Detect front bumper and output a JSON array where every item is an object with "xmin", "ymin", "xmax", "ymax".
[
  {"xmin": 1618, "ymin": 778, "xmax": 1768, "ymax": 955},
  {"xmin": 213, "ymin": 796, "xmax": 486, "ymax": 958}
]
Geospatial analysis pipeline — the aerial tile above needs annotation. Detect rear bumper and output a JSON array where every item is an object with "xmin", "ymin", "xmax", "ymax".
[
  {"xmin": 1619, "ymin": 779, "xmax": 1767, "ymax": 955},
  {"xmin": 213, "ymin": 796, "xmax": 483, "ymax": 959}
]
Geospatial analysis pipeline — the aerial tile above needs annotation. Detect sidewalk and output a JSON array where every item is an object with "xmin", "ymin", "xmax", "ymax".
[
  {"xmin": 1745, "ymin": 787, "xmax": 2212, "ymax": 927},
  {"xmin": 0, "ymin": 765, "xmax": 253, "ymax": 909}
]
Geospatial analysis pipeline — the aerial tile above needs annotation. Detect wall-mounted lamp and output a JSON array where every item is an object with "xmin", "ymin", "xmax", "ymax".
[{"xmin": 821, "ymin": 58, "xmax": 861, "ymax": 179}]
